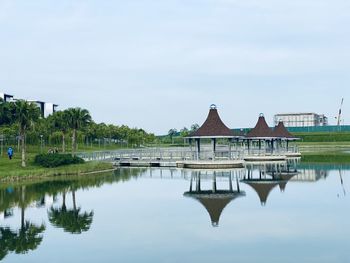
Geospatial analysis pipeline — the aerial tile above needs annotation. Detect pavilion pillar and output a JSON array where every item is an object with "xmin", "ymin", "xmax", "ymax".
[
  {"xmin": 228, "ymin": 139, "xmax": 232, "ymax": 159},
  {"xmin": 271, "ymin": 140, "xmax": 274, "ymax": 154},
  {"xmin": 195, "ymin": 139, "xmax": 201, "ymax": 160},
  {"xmin": 229, "ymin": 171, "xmax": 233, "ymax": 192},
  {"xmin": 286, "ymin": 140, "xmax": 289, "ymax": 151},
  {"xmin": 211, "ymin": 138, "xmax": 216, "ymax": 160}
]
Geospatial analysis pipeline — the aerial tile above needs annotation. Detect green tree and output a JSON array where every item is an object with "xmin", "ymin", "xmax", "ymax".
[
  {"xmin": 13, "ymin": 100, "xmax": 41, "ymax": 167},
  {"xmin": 66, "ymin": 108, "xmax": 92, "ymax": 154},
  {"xmin": 48, "ymin": 111, "xmax": 70, "ymax": 153},
  {"xmin": 168, "ymin": 128, "xmax": 178, "ymax": 144},
  {"xmin": 180, "ymin": 127, "xmax": 189, "ymax": 137}
]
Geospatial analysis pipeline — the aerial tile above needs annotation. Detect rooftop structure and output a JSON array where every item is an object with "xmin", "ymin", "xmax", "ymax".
[
  {"xmin": 272, "ymin": 121, "xmax": 299, "ymax": 140},
  {"xmin": 246, "ymin": 113, "xmax": 275, "ymax": 139},
  {"xmin": 188, "ymin": 104, "xmax": 240, "ymax": 138}
]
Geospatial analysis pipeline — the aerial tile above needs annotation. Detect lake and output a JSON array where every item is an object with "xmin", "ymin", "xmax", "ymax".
[{"xmin": 1, "ymin": 161, "xmax": 350, "ymax": 263}]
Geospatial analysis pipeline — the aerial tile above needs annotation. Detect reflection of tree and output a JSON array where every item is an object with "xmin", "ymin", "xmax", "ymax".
[
  {"xmin": 0, "ymin": 227, "xmax": 16, "ymax": 260},
  {"xmin": 15, "ymin": 185, "xmax": 46, "ymax": 255},
  {"xmin": 14, "ymin": 220, "xmax": 45, "ymax": 255},
  {"xmin": 0, "ymin": 206, "xmax": 45, "ymax": 260},
  {"xmin": 48, "ymin": 191, "xmax": 94, "ymax": 234}
]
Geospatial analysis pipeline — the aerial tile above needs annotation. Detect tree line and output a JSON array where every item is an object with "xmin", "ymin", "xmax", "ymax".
[{"xmin": 0, "ymin": 99, "xmax": 156, "ymax": 167}]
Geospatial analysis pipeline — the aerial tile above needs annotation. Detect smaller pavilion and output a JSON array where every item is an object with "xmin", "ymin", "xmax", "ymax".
[
  {"xmin": 187, "ymin": 104, "xmax": 242, "ymax": 160},
  {"xmin": 245, "ymin": 113, "xmax": 277, "ymax": 152},
  {"xmin": 272, "ymin": 121, "xmax": 300, "ymax": 152}
]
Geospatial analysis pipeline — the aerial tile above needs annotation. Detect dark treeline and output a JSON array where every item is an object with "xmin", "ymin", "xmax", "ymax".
[{"xmin": 0, "ymin": 99, "xmax": 156, "ymax": 167}]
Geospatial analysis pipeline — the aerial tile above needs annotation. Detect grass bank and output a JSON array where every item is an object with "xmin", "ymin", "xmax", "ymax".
[
  {"xmin": 0, "ymin": 152, "xmax": 113, "ymax": 181},
  {"xmin": 301, "ymin": 151, "xmax": 350, "ymax": 164}
]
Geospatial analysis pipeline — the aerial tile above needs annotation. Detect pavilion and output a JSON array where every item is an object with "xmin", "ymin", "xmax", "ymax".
[
  {"xmin": 272, "ymin": 121, "xmax": 300, "ymax": 152},
  {"xmin": 245, "ymin": 113, "xmax": 277, "ymax": 152},
  {"xmin": 187, "ymin": 104, "xmax": 243, "ymax": 160}
]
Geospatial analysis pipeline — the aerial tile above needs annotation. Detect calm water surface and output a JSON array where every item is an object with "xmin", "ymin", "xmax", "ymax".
[{"xmin": 1, "ymin": 162, "xmax": 350, "ymax": 263}]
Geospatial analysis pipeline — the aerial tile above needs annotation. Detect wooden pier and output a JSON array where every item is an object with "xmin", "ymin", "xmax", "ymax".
[{"xmin": 77, "ymin": 146, "xmax": 300, "ymax": 169}]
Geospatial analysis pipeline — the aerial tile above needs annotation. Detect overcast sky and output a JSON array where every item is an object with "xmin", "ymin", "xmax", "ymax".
[{"xmin": 1, "ymin": 0, "xmax": 350, "ymax": 134}]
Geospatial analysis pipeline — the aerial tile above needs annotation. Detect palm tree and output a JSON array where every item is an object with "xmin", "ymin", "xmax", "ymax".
[
  {"xmin": 48, "ymin": 111, "xmax": 70, "ymax": 153},
  {"xmin": 13, "ymin": 100, "xmax": 41, "ymax": 167},
  {"xmin": 66, "ymin": 108, "xmax": 92, "ymax": 155}
]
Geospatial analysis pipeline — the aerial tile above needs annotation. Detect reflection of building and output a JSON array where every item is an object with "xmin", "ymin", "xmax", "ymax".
[
  {"xmin": 184, "ymin": 171, "xmax": 245, "ymax": 227},
  {"xmin": 291, "ymin": 169, "xmax": 328, "ymax": 182},
  {"xmin": 274, "ymin": 113, "xmax": 328, "ymax": 127}
]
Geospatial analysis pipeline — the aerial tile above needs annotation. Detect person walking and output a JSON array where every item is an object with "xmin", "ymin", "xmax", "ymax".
[{"xmin": 7, "ymin": 147, "xmax": 13, "ymax": 160}]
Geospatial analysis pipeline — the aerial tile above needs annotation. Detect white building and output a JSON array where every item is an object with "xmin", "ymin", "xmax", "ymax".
[
  {"xmin": 28, "ymin": 100, "xmax": 58, "ymax": 118},
  {"xmin": 1, "ymin": 91, "xmax": 58, "ymax": 117},
  {"xmin": 274, "ymin": 113, "xmax": 328, "ymax": 127}
]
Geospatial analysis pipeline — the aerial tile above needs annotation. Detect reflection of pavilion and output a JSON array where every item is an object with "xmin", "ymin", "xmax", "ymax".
[
  {"xmin": 242, "ymin": 163, "xmax": 298, "ymax": 206},
  {"xmin": 184, "ymin": 170, "xmax": 245, "ymax": 227}
]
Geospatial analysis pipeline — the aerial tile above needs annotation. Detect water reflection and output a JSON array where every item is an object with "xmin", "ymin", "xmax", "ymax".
[
  {"xmin": 184, "ymin": 170, "xmax": 245, "ymax": 227},
  {"xmin": 48, "ymin": 190, "xmax": 94, "ymax": 234},
  {"xmin": 0, "ymin": 164, "xmax": 349, "ymax": 261},
  {"xmin": 242, "ymin": 162, "xmax": 298, "ymax": 206}
]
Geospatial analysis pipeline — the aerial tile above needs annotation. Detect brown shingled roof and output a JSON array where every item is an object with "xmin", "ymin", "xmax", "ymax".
[
  {"xmin": 272, "ymin": 121, "xmax": 299, "ymax": 140},
  {"xmin": 188, "ymin": 105, "xmax": 238, "ymax": 138},
  {"xmin": 246, "ymin": 114, "xmax": 274, "ymax": 139}
]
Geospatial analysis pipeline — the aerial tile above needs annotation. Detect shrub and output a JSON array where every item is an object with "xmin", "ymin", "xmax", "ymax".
[{"xmin": 34, "ymin": 154, "xmax": 85, "ymax": 168}]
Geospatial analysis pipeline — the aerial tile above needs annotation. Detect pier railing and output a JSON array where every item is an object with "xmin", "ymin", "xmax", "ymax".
[
  {"xmin": 77, "ymin": 146, "xmax": 299, "ymax": 162},
  {"xmin": 77, "ymin": 148, "xmax": 243, "ymax": 162}
]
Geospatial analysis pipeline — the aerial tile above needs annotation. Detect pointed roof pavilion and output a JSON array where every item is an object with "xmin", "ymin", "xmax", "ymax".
[
  {"xmin": 184, "ymin": 190, "xmax": 245, "ymax": 227},
  {"xmin": 246, "ymin": 113, "xmax": 275, "ymax": 139},
  {"xmin": 188, "ymin": 104, "xmax": 241, "ymax": 139},
  {"xmin": 272, "ymin": 121, "xmax": 299, "ymax": 140}
]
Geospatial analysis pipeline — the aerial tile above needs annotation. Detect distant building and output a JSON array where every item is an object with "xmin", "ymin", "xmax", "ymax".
[
  {"xmin": 28, "ymin": 100, "xmax": 58, "ymax": 118},
  {"xmin": 274, "ymin": 113, "xmax": 328, "ymax": 127},
  {"xmin": 1, "ymin": 91, "xmax": 58, "ymax": 117},
  {"xmin": 0, "ymin": 92, "xmax": 15, "ymax": 102}
]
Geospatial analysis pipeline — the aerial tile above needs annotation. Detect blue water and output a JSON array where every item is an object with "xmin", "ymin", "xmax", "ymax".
[{"xmin": 1, "ymin": 164, "xmax": 349, "ymax": 263}]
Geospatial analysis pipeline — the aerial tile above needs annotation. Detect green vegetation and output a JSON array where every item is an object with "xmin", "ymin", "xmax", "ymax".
[
  {"xmin": 34, "ymin": 154, "xmax": 84, "ymax": 168},
  {"xmin": 0, "ymin": 98, "xmax": 156, "ymax": 179},
  {"xmin": 294, "ymin": 132, "xmax": 350, "ymax": 142},
  {"xmin": 0, "ymin": 152, "xmax": 113, "ymax": 181},
  {"xmin": 301, "ymin": 151, "xmax": 350, "ymax": 164}
]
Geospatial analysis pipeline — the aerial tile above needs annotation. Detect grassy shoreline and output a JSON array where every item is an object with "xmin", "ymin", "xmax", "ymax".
[{"xmin": 0, "ymin": 151, "xmax": 114, "ymax": 182}]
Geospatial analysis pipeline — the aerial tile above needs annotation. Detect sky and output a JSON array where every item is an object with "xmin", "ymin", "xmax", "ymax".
[{"xmin": 0, "ymin": 0, "xmax": 350, "ymax": 134}]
